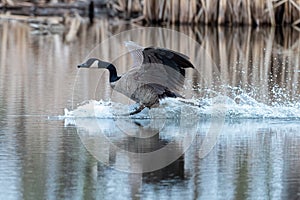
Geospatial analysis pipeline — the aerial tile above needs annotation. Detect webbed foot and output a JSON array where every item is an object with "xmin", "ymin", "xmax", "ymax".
[{"xmin": 118, "ymin": 105, "xmax": 146, "ymax": 116}]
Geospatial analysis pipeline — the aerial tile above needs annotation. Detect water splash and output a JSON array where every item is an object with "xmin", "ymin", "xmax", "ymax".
[
  {"xmin": 64, "ymin": 84, "xmax": 300, "ymax": 120},
  {"xmin": 64, "ymin": 96, "xmax": 300, "ymax": 121}
]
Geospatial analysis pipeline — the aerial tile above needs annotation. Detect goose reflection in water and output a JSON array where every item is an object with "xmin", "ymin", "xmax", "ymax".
[{"xmin": 71, "ymin": 116, "xmax": 199, "ymax": 177}]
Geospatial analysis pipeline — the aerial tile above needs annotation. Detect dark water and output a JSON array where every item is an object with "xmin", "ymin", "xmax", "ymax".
[{"xmin": 1, "ymin": 19, "xmax": 300, "ymax": 199}]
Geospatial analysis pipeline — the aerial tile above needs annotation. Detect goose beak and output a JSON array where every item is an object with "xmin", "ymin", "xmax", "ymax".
[
  {"xmin": 77, "ymin": 63, "xmax": 85, "ymax": 68},
  {"xmin": 77, "ymin": 58, "xmax": 98, "ymax": 68}
]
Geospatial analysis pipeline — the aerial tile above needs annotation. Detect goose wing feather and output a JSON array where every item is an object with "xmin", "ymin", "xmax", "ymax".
[
  {"xmin": 115, "ymin": 46, "xmax": 194, "ymax": 98},
  {"xmin": 138, "ymin": 47, "xmax": 194, "ymax": 94},
  {"xmin": 124, "ymin": 41, "xmax": 144, "ymax": 68}
]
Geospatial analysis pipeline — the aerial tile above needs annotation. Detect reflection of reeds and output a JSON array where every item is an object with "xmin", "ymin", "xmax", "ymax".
[
  {"xmin": 193, "ymin": 26, "xmax": 300, "ymax": 104},
  {"xmin": 1, "ymin": 20, "xmax": 299, "ymax": 111},
  {"xmin": 114, "ymin": 25, "xmax": 299, "ymax": 101},
  {"xmin": 75, "ymin": 22, "xmax": 300, "ymax": 104}
]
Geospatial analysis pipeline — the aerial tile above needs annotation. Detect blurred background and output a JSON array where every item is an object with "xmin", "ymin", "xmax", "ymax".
[{"xmin": 1, "ymin": 1, "xmax": 300, "ymax": 200}]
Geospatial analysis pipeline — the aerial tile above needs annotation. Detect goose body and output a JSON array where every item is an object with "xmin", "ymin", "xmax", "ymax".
[{"xmin": 78, "ymin": 42, "xmax": 194, "ymax": 115}]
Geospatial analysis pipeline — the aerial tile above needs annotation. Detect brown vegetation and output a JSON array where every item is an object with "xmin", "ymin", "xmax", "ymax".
[
  {"xmin": 0, "ymin": 0, "xmax": 299, "ymax": 26},
  {"xmin": 113, "ymin": 0, "xmax": 300, "ymax": 26}
]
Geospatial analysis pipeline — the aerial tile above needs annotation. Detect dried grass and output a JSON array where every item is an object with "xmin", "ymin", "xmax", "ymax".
[
  {"xmin": 2, "ymin": 0, "xmax": 299, "ymax": 25},
  {"xmin": 116, "ymin": 0, "xmax": 300, "ymax": 25}
]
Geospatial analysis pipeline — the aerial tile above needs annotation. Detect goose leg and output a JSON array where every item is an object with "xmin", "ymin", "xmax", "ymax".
[
  {"xmin": 118, "ymin": 104, "xmax": 146, "ymax": 116},
  {"xmin": 129, "ymin": 105, "xmax": 145, "ymax": 115},
  {"xmin": 177, "ymin": 98, "xmax": 203, "ymax": 107}
]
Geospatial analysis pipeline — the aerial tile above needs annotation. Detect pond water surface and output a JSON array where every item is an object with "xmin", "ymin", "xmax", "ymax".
[{"xmin": 0, "ymin": 19, "xmax": 300, "ymax": 200}]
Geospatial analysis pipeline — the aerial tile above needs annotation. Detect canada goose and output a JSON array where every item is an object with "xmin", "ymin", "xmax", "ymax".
[{"xmin": 78, "ymin": 41, "xmax": 194, "ymax": 115}]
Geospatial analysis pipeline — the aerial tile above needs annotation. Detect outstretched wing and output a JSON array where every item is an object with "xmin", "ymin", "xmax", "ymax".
[
  {"xmin": 117, "ymin": 43, "xmax": 194, "ymax": 100},
  {"xmin": 143, "ymin": 47, "xmax": 194, "ymax": 74},
  {"xmin": 137, "ymin": 47, "xmax": 195, "ymax": 95},
  {"xmin": 124, "ymin": 41, "xmax": 144, "ymax": 68},
  {"xmin": 124, "ymin": 41, "xmax": 194, "ymax": 73}
]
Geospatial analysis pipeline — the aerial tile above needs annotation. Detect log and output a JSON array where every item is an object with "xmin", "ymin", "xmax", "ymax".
[
  {"xmin": 0, "ymin": 13, "xmax": 64, "ymax": 23},
  {"xmin": 0, "ymin": 1, "xmax": 107, "ymax": 17}
]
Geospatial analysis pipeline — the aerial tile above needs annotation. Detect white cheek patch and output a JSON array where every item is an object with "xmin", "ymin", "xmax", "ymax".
[{"xmin": 89, "ymin": 61, "xmax": 98, "ymax": 68}]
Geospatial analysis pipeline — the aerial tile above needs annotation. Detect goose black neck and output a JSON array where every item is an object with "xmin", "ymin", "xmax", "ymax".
[{"xmin": 106, "ymin": 64, "xmax": 120, "ymax": 82}]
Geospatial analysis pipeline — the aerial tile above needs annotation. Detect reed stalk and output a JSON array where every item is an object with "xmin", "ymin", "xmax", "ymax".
[
  {"xmin": 2, "ymin": 0, "xmax": 299, "ymax": 25},
  {"xmin": 127, "ymin": 0, "xmax": 300, "ymax": 26}
]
